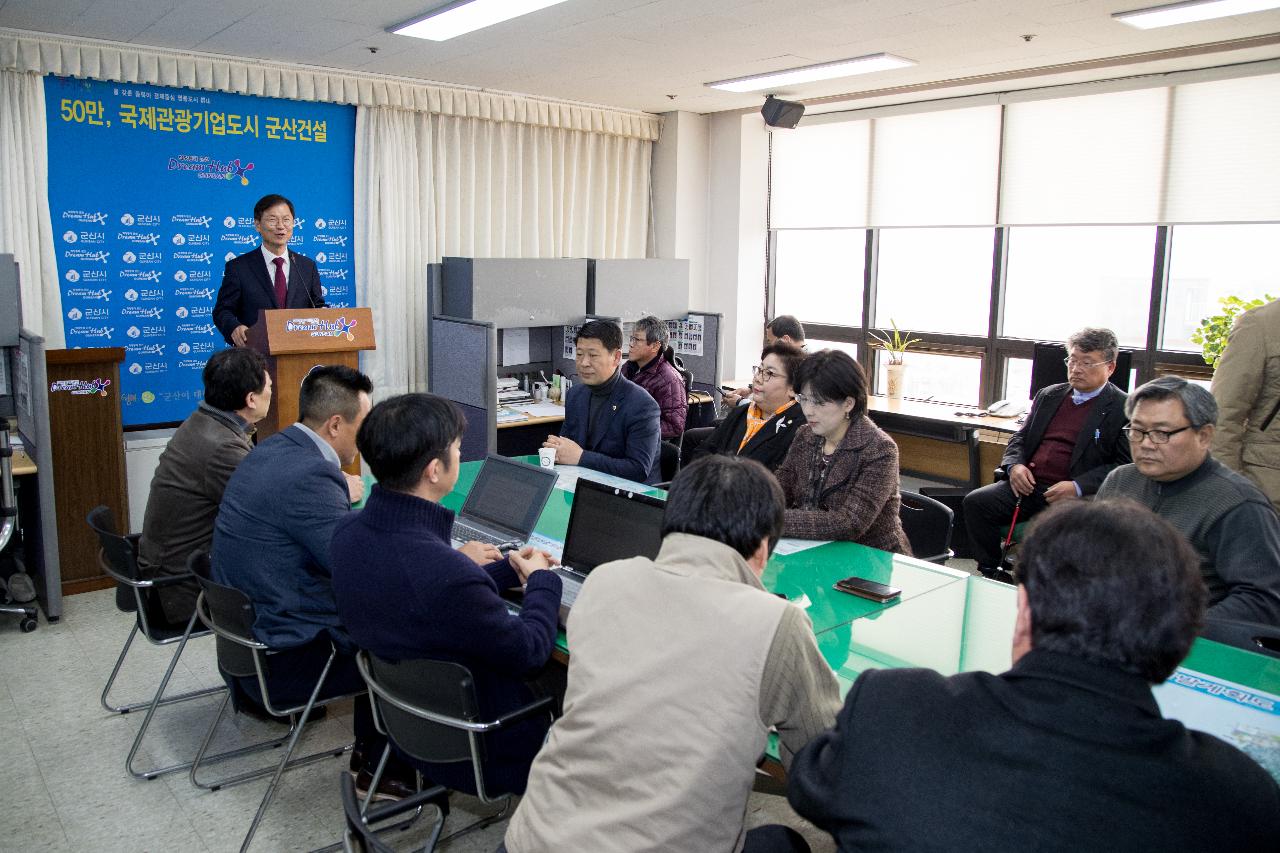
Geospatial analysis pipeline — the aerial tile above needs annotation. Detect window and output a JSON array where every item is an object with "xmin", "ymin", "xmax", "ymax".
[
  {"xmin": 874, "ymin": 228, "xmax": 994, "ymax": 336},
  {"xmin": 1002, "ymin": 226, "xmax": 1156, "ymax": 347},
  {"xmin": 1004, "ymin": 358, "xmax": 1032, "ymax": 403},
  {"xmin": 806, "ymin": 339, "xmax": 859, "ymax": 361},
  {"xmin": 770, "ymin": 122, "xmax": 870, "ymax": 228},
  {"xmin": 1162, "ymin": 224, "xmax": 1280, "ymax": 351},
  {"xmin": 773, "ymin": 230, "xmax": 864, "ymax": 327},
  {"xmin": 874, "ymin": 350, "xmax": 982, "ymax": 406}
]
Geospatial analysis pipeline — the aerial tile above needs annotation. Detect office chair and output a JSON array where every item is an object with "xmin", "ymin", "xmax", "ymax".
[
  {"xmin": 1029, "ymin": 342, "xmax": 1133, "ymax": 398},
  {"xmin": 87, "ymin": 505, "xmax": 223, "ymax": 716},
  {"xmin": 340, "ymin": 770, "xmax": 445, "ymax": 853},
  {"xmin": 356, "ymin": 651, "xmax": 555, "ymax": 849},
  {"xmin": 190, "ymin": 557, "xmax": 359, "ymax": 852},
  {"xmin": 898, "ymin": 491, "xmax": 955, "ymax": 564}
]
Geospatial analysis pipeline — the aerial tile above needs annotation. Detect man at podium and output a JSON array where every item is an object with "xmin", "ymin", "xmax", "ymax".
[{"xmin": 214, "ymin": 193, "xmax": 325, "ymax": 347}]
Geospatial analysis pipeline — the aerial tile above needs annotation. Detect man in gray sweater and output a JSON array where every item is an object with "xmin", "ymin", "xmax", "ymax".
[{"xmin": 1097, "ymin": 376, "xmax": 1280, "ymax": 630}]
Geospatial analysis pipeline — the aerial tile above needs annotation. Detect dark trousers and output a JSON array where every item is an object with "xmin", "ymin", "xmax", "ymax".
[
  {"xmin": 495, "ymin": 825, "xmax": 809, "ymax": 853},
  {"xmin": 962, "ymin": 480, "xmax": 1048, "ymax": 569}
]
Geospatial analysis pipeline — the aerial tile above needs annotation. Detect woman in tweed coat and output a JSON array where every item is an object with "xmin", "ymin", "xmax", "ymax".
[{"xmin": 774, "ymin": 350, "xmax": 910, "ymax": 554}]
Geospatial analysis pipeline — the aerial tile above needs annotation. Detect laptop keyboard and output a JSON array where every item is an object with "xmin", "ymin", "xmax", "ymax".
[
  {"xmin": 554, "ymin": 568, "xmax": 585, "ymax": 607},
  {"xmin": 453, "ymin": 523, "xmax": 513, "ymax": 548}
]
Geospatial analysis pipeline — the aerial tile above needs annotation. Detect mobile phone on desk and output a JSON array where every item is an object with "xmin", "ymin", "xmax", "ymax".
[{"xmin": 833, "ymin": 576, "xmax": 901, "ymax": 603}]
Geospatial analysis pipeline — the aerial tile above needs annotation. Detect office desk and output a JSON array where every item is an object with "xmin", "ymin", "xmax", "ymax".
[
  {"xmin": 13, "ymin": 448, "xmax": 36, "ymax": 476},
  {"xmin": 864, "ymin": 396, "xmax": 1018, "ymax": 489}
]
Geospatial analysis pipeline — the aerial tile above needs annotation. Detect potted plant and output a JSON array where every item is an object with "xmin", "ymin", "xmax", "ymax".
[
  {"xmin": 1191, "ymin": 294, "xmax": 1273, "ymax": 368},
  {"xmin": 869, "ymin": 319, "xmax": 921, "ymax": 400}
]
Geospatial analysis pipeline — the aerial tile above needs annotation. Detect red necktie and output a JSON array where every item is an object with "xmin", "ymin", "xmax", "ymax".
[{"xmin": 272, "ymin": 256, "xmax": 287, "ymax": 307}]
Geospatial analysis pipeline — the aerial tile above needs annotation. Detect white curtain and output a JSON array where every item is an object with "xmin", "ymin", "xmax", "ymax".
[
  {"xmin": 357, "ymin": 105, "xmax": 651, "ymax": 400},
  {"xmin": 0, "ymin": 69, "xmax": 61, "ymax": 343}
]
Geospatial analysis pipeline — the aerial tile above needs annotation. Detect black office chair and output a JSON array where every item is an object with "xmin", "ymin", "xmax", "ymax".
[
  {"xmin": 898, "ymin": 491, "xmax": 955, "ymax": 564},
  {"xmin": 340, "ymin": 770, "xmax": 443, "ymax": 853},
  {"xmin": 190, "ymin": 555, "xmax": 359, "ymax": 853},
  {"xmin": 1029, "ymin": 342, "xmax": 1133, "ymax": 398},
  {"xmin": 1201, "ymin": 618, "xmax": 1280, "ymax": 659},
  {"xmin": 356, "ymin": 651, "xmax": 555, "ymax": 849},
  {"xmin": 659, "ymin": 441, "xmax": 681, "ymax": 484},
  {"xmin": 87, "ymin": 506, "xmax": 223, "ymax": 719}
]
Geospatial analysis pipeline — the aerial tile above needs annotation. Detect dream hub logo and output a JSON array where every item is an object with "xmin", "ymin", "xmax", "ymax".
[
  {"xmin": 285, "ymin": 316, "xmax": 358, "ymax": 341},
  {"xmin": 226, "ymin": 159, "xmax": 254, "ymax": 186}
]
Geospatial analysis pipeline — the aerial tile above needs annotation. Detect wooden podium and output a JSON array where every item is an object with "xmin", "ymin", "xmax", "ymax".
[
  {"xmin": 45, "ymin": 347, "xmax": 127, "ymax": 596},
  {"xmin": 246, "ymin": 307, "xmax": 377, "ymax": 454}
]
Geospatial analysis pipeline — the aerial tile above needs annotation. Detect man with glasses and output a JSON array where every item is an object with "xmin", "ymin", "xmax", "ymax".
[
  {"xmin": 622, "ymin": 315, "xmax": 687, "ymax": 440},
  {"xmin": 214, "ymin": 193, "xmax": 325, "ymax": 347},
  {"xmin": 963, "ymin": 328, "xmax": 1131, "ymax": 577},
  {"xmin": 1098, "ymin": 376, "xmax": 1280, "ymax": 630},
  {"xmin": 543, "ymin": 319, "xmax": 661, "ymax": 484}
]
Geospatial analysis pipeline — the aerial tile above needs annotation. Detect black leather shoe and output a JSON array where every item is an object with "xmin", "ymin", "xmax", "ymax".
[{"xmin": 354, "ymin": 768, "xmax": 418, "ymax": 802}]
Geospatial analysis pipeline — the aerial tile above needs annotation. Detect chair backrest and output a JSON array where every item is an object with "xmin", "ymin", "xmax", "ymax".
[
  {"xmin": 899, "ymin": 491, "xmax": 954, "ymax": 564},
  {"xmin": 339, "ymin": 772, "xmax": 396, "ymax": 853},
  {"xmin": 361, "ymin": 653, "xmax": 483, "ymax": 766},
  {"xmin": 1029, "ymin": 342, "xmax": 1133, "ymax": 398},
  {"xmin": 659, "ymin": 440, "xmax": 680, "ymax": 483},
  {"xmin": 87, "ymin": 504, "xmax": 171, "ymax": 626},
  {"xmin": 669, "ymin": 348, "xmax": 694, "ymax": 396},
  {"xmin": 189, "ymin": 552, "xmax": 261, "ymax": 679}
]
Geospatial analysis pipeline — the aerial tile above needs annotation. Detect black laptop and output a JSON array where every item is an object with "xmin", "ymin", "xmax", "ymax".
[
  {"xmin": 552, "ymin": 477, "xmax": 666, "ymax": 623},
  {"xmin": 450, "ymin": 454, "xmax": 557, "ymax": 549}
]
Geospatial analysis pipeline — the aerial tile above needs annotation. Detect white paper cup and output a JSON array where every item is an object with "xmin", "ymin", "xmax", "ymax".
[{"xmin": 538, "ymin": 447, "xmax": 556, "ymax": 469}]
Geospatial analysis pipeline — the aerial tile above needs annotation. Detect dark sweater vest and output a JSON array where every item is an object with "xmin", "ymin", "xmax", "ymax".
[{"xmin": 1029, "ymin": 395, "xmax": 1096, "ymax": 486}]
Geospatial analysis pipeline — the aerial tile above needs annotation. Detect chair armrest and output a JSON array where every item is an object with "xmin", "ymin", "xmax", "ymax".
[{"xmin": 489, "ymin": 693, "xmax": 555, "ymax": 729}]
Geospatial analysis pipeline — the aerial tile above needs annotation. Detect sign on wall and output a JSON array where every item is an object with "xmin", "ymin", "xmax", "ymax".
[{"xmin": 44, "ymin": 75, "xmax": 356, "ymax": 426}]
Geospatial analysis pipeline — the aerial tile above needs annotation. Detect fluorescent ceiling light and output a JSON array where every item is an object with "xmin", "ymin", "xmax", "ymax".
[
  {"xmin": 1113, "ymin": 0, "xmax": 1280, "ymax": 29},
  {"xmin": 391, "ymin": 0, "xmax": 571, "ymax": 41},
  {"xmin": 707, "ymin": 54, "xmax": 916, "ymax": 93}
]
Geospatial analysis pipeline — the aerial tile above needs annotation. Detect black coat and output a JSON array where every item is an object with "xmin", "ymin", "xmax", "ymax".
[
  {"xmin": 686, "ymin": 401, "xmax": 805, "ymax": 472},
  {"xmin": 1000, "ymin": 381, "xmax": 1130, "ymax": 495},
  {"xmin": 788, "ymin": 649, "xmax": 1280, "ymax": 852},
  {"xmin": 213, "ymin": 248, "xmax": 324, "ymax": 343}
]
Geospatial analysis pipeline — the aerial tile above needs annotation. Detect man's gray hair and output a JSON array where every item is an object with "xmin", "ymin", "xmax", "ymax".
[
  {"xmin": 1124, "ymin": 375, "xmax": 1218, "ymax": 428},
  {"xmin": 634, "ymin": 315, "xmax": 669, "ymax": 349},
  {"xmin": 1066, "ymin": 328, "xmax": 1118, "ymax": 363}
]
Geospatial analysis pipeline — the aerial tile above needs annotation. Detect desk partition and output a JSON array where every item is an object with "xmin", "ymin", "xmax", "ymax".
[{"xmin": 429, "ymin": 316, "xmax": 497, "ymax": 462}]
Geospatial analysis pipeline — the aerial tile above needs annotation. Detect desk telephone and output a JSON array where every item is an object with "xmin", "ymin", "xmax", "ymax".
[{"xmin": 985, "ymin": 399, "xmax": 1026, "ymax": 418}]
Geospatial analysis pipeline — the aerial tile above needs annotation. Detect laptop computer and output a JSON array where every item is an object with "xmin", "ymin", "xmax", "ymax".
[
  {"xmin": 552, "ymin": 477, "xmax": 666, "ymax": 624},
  {"xmin": 450, "ymin": 454, "xmax": 557, "ymax": 550}
]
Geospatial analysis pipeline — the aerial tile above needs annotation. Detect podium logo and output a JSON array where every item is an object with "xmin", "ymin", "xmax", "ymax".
[
  {"xmin": 285, "ymin": 316, "xmax": 358, "ymax": 341},
  {"xmin": 50, "ymin": 378, "xmax": 111, "ymax": 397}
]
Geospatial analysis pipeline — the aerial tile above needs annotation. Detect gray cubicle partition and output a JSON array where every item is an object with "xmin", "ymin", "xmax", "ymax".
[
  {"xmin": 428, "ymin": 315, "xmax": 497, "ymax": 463},
  {"xmin": 587, "ymin": 259, "xmax": 690, "ymax": 320},
  {"xmin": 679, "ymin": 311, "xmax": 724, "ymax": 395},
  {"xmin": 441, "ymin": 257, "xmax": 588, "ymax": 329}
]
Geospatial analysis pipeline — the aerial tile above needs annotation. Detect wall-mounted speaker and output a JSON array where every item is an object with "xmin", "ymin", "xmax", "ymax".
[{"xmin": 761, "ymin": 95, "xmax": 804, "ymax": 129}]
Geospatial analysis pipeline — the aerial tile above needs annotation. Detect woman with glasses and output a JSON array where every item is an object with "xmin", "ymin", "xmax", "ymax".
[
  {"xmin": 685, "ymin": 342, "xmax": 806, "ymax": 472},
  {"xmin": 774, "ymin": 349, "xmax": 910, "ymax": 553}
]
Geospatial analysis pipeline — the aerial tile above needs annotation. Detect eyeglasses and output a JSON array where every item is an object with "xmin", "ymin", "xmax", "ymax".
[
  {"xmin": 794, "ymin": 393, "xmax": 829, "ymax": 407},
  {"xmin": 260, "ymin": 216, "xmax": 294, "ymax": 228},
  {"xmin": 1064, "ymin": 357, "xmax": 1112, "ymax": 370},
  {"xmin": 629, "ymin": 336, "xmax": 650, "ymax": 347},
  {"xmin": 1122, "ymin": 425, "xmax": 1194, "ymax": 445},
  {"xmin": 752, "ymin": 365, "xmax": 786, "ymax": 382}
]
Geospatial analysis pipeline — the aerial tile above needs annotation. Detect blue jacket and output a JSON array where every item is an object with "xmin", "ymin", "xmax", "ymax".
[
  {"xmin": 211, "ymin": 425, "xmax": 351, "ymax": 649},
  {"xmin": 561, "ymin": 372, "xmax": 661, "ymax": 484}
]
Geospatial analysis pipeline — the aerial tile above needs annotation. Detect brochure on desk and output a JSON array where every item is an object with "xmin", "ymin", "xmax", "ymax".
[{"xmin": 1155, "ymin": 668, "xmax": 1280, "ymax": 783}]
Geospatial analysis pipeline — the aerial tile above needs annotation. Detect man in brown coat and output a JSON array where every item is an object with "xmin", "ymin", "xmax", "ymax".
[
  {"xmin": 137, "ymin": 348, "xmax": 271, "ymax": 623},
  {"xmin": 1211, "ymin": 297, "xmax": 1280, "ymax": 513}
]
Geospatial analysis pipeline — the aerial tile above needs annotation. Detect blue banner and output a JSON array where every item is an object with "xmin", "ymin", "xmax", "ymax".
[{"xmin": 44, "ymin": 75, "xmax": 356, "ymax": 426}]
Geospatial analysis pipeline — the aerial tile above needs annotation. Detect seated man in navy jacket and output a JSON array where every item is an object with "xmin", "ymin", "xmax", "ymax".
[
  {"xmin": 543, "ymin": 319, "xmax": 660, "ymax": 484},
  {"xmin": 212, "ymin": 365, "xmax": 406, "ymax": 795},
  {"xmin": 331, "ymin": 393, "xmax": 560, "ymax": 795},
  {"xmin": 788, "ymin": 499, "xmax": 1280, "ymax": 851}
]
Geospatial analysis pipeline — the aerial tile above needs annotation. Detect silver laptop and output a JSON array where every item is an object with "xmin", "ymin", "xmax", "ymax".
[
  {"xmin": 553, "ymin": 478, "xmax": 666, "ymax": 624},
  {"xmin": 450, "ymin": 454, "xmax": 557, "ymax": 550}
]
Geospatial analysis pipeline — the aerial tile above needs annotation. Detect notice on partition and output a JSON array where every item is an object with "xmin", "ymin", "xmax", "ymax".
[
  {"xmin": 1154, "ymin": 667, "xmax": 1280, "ymax": 783},
  {"xmin": 562, "ymin": 324, "xmax": 581, "ymax": 359},
  {"xmin": 667, "ymin": 316, "xmax": 704, "ymax": 356},
  {"xmin": 43, "ymin": 75, "xmax": 356, "ymax": 427}
]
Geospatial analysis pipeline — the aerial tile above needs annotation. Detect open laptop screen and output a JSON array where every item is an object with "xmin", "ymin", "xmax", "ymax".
[
  {"xmin": 560, "ymin": 478, "xmax": 666, "ymax": 574},
  {"xmin": 460, "ymin": 455, "xmax": 556, "ymax": 538}
]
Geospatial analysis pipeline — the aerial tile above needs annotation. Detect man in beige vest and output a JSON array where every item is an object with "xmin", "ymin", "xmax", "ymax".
[
  {"xmin": 1212, "ymin": 297, "xmax": 1280, "ymax": 513},
  {"xmin": 503, "ymin": 455, "xmax": 841, "ymax": 853}
]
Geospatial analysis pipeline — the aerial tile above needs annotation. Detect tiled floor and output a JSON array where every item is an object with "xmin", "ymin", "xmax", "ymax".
[{"xmin": 0, "ymin": 588, "xmax": 836, "ymax": 852}]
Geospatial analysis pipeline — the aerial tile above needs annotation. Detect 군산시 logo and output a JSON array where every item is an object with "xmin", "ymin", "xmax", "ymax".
[
  {"xmin": 67, "ymin": 308, "xmax": 82, "ymax": 321},
  {"xmin": 124, "ymin": 289, "xmax": 139, "ymax": 302},
  {"xmin": 120, "ymin": 213, "xmax": 135, "ymax": 226},
  {"xmin": 174, "ymin": 270, "xmax": 188, "ymax": 283},
  {"xmin": 223, "ymin": 216, "xmax": 236, "ymax": 228},
  {"xmin": 63, "ymin": 230, "xmax": 78, "ymax": 243},
  {"xmin": 65, "ymin": 270, "xmax": 81, "ymax": 283},
  {"xmin": 172, "ymin": 234, "xmax": 186, "ymax": 246},
  {"xmin": 128, "ymin": 363, "xmax": 142, "ymax": 375}
]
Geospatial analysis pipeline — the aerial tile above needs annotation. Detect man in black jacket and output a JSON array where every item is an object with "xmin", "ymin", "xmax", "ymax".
[
  {"xmin": 788, "ymin": 499, "xmax": 1280, "ymax": 852},
  {"xmin": 963, "ymin": 327, "xmax": 1130, "ymax": 573},
  {"xmin": 213, "ymin": 193, "xmax": 324, "ymax": 346}
]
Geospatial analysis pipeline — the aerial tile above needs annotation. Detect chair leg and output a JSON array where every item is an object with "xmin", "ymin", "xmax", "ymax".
[
  {"xmin": 101, "ymin": 620, "xmax": 223, "ymax": 715},
  {"xmin": 436, "ymin": 796, "xmax": 512, "ymax": 846}
]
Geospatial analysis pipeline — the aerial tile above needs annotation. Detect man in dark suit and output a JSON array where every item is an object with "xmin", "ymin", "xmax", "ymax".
[
  {"xmin": 788, "ymin": 499, "xmax": 1280, "ymax": 852},
  {"xmin": 137, "ymin": 347, "xmax": 271, "ymax": 624},
  {"xmin": 212, "ymin": 365, "xmax": 412, "ymax": 797},
  {"xmin": 963, "ymin": 327, "xmax": 1130, "ymax": 574},
  {"xmin": 543, "ymin": 319, "xmax": 661, "ymax": 484},
  {"xmin": 213, "ymin": 193, "xmax": 324, "ymax": 347}
]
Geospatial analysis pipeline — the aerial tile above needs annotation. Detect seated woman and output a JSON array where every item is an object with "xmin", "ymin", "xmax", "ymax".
[
  {"xmin": 685, "ymin": 341, "xmax": 806, "ymax": 471},
  {"xmin": 774, "ymin": 349, "xmax": 910, "ymax": 553}
]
